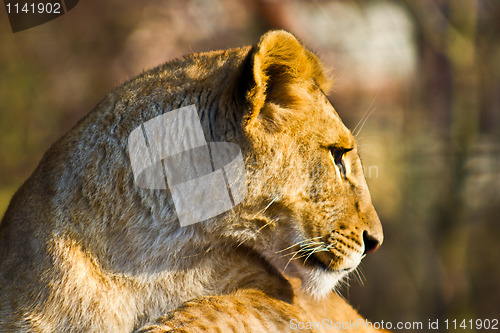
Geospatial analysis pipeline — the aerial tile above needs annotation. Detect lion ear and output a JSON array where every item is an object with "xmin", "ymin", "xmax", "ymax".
[{"xmin": 244, "ymin": 30, "xmax": 332, "ymax": 126}]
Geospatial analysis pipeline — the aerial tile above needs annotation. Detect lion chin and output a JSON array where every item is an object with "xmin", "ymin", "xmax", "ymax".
[{"xmin": 296, "ymin": 267, "xmax": 347, "ymax": 299}]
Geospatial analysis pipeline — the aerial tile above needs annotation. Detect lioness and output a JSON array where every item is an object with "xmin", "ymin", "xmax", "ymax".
[{"xmin": 0, "ymin": 30, "xmax": 384, "ymax": 332}]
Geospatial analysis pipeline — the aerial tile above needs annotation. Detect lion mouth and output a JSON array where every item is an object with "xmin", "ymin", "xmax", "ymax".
[
  {"xmin": 300, "ymin": 251, "xmax": 331, "ymax": 271},
  {"xmin": 296, "ymin": 249, "xmax": 356, "ymax": 274}
]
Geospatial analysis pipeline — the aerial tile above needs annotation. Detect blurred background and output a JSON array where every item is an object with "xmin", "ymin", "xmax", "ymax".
[{"xmin": 1, "ymin": 0, "xmax": 499, "ymax": 330}]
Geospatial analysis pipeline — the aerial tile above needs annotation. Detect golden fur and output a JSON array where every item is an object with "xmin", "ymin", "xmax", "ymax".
[{"xmin": 0, "ymin": 30, "xmax": 385, "ymax": 332}]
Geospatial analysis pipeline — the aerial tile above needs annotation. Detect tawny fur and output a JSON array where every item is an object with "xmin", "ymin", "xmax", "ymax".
[{"xmin": 0, "ymin": 30, "xmax": 385, "ymax": 332}]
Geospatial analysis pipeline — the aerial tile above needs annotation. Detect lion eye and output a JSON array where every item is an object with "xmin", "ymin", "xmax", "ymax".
[{"xmin": 329, "ymin": 147, "xmax": 351, "ymax": 178}]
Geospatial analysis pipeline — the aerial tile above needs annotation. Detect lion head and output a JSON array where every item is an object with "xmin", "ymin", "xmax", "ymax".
[{"xmin": 212, "ymin": 31, "xmax": 384, "ymax": 297}]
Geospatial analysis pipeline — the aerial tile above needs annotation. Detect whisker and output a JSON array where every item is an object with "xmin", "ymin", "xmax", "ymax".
[
  {"xmin": 275, "ymin": 236, "xmax": 323, "ymax": 253},
  {"xmin": 353, "ymin": 90, "xmax": 380, "ymax": 138},
  {"xmin": 283, "ymin": 249, "xmax": 302, "ymax": 271},
  {"xmin": 280, "ymin": 244, "xmax": 330, "ymax": 266},
  {"xmin": 354, "ymin": 106, "xmax": 377, "ymax": 138},
  {"xmin": 278, "ymin": 242, "xmax": 326, "ymax": 259},
  {"xmin": 282, "ymin": 242, "xmax": 328, "ymax": 269},
  {"xmin": 236, "ymin": 217, "xmax": 278, "ymax": 248},
  {"xmin": 251, "ymin": 194, "xmax": 279, "ymax": 220},
  {"xmin": 355, "ymin": 266, "xmax": 366, "ymax": 285},
  {"xmin": 352, "ymin": 101, "xmax": 374, "ymax": 136},
  {"xmin": 256, "ymin": 217, "xmax": 277, "ymax": 233},
  {"xmin": 334, "ymin": 279, "xmax": 349, "ymax": 302},
  {"xmin": 302, "ymin": 245, "xmax": 328, "ymax": 264},
  {"xmin": 235, "ymin": 195, "xmax": 282, "ymax": 249}
]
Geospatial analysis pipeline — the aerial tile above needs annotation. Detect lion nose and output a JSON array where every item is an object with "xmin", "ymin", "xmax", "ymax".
[{"xmin": 363, "ymin": 230, "xmax": 381, "ymax": 254}]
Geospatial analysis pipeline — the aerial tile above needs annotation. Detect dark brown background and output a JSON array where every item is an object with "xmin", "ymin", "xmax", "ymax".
[{"xmin": 1, "ymin": 0, "xmax": 499, "ymax": 331}]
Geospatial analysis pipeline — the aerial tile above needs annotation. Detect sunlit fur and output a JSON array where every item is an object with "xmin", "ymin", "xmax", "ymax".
[{"xmin": 0, "ymin": 30, "xmax": 384, "ymax": 332}]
